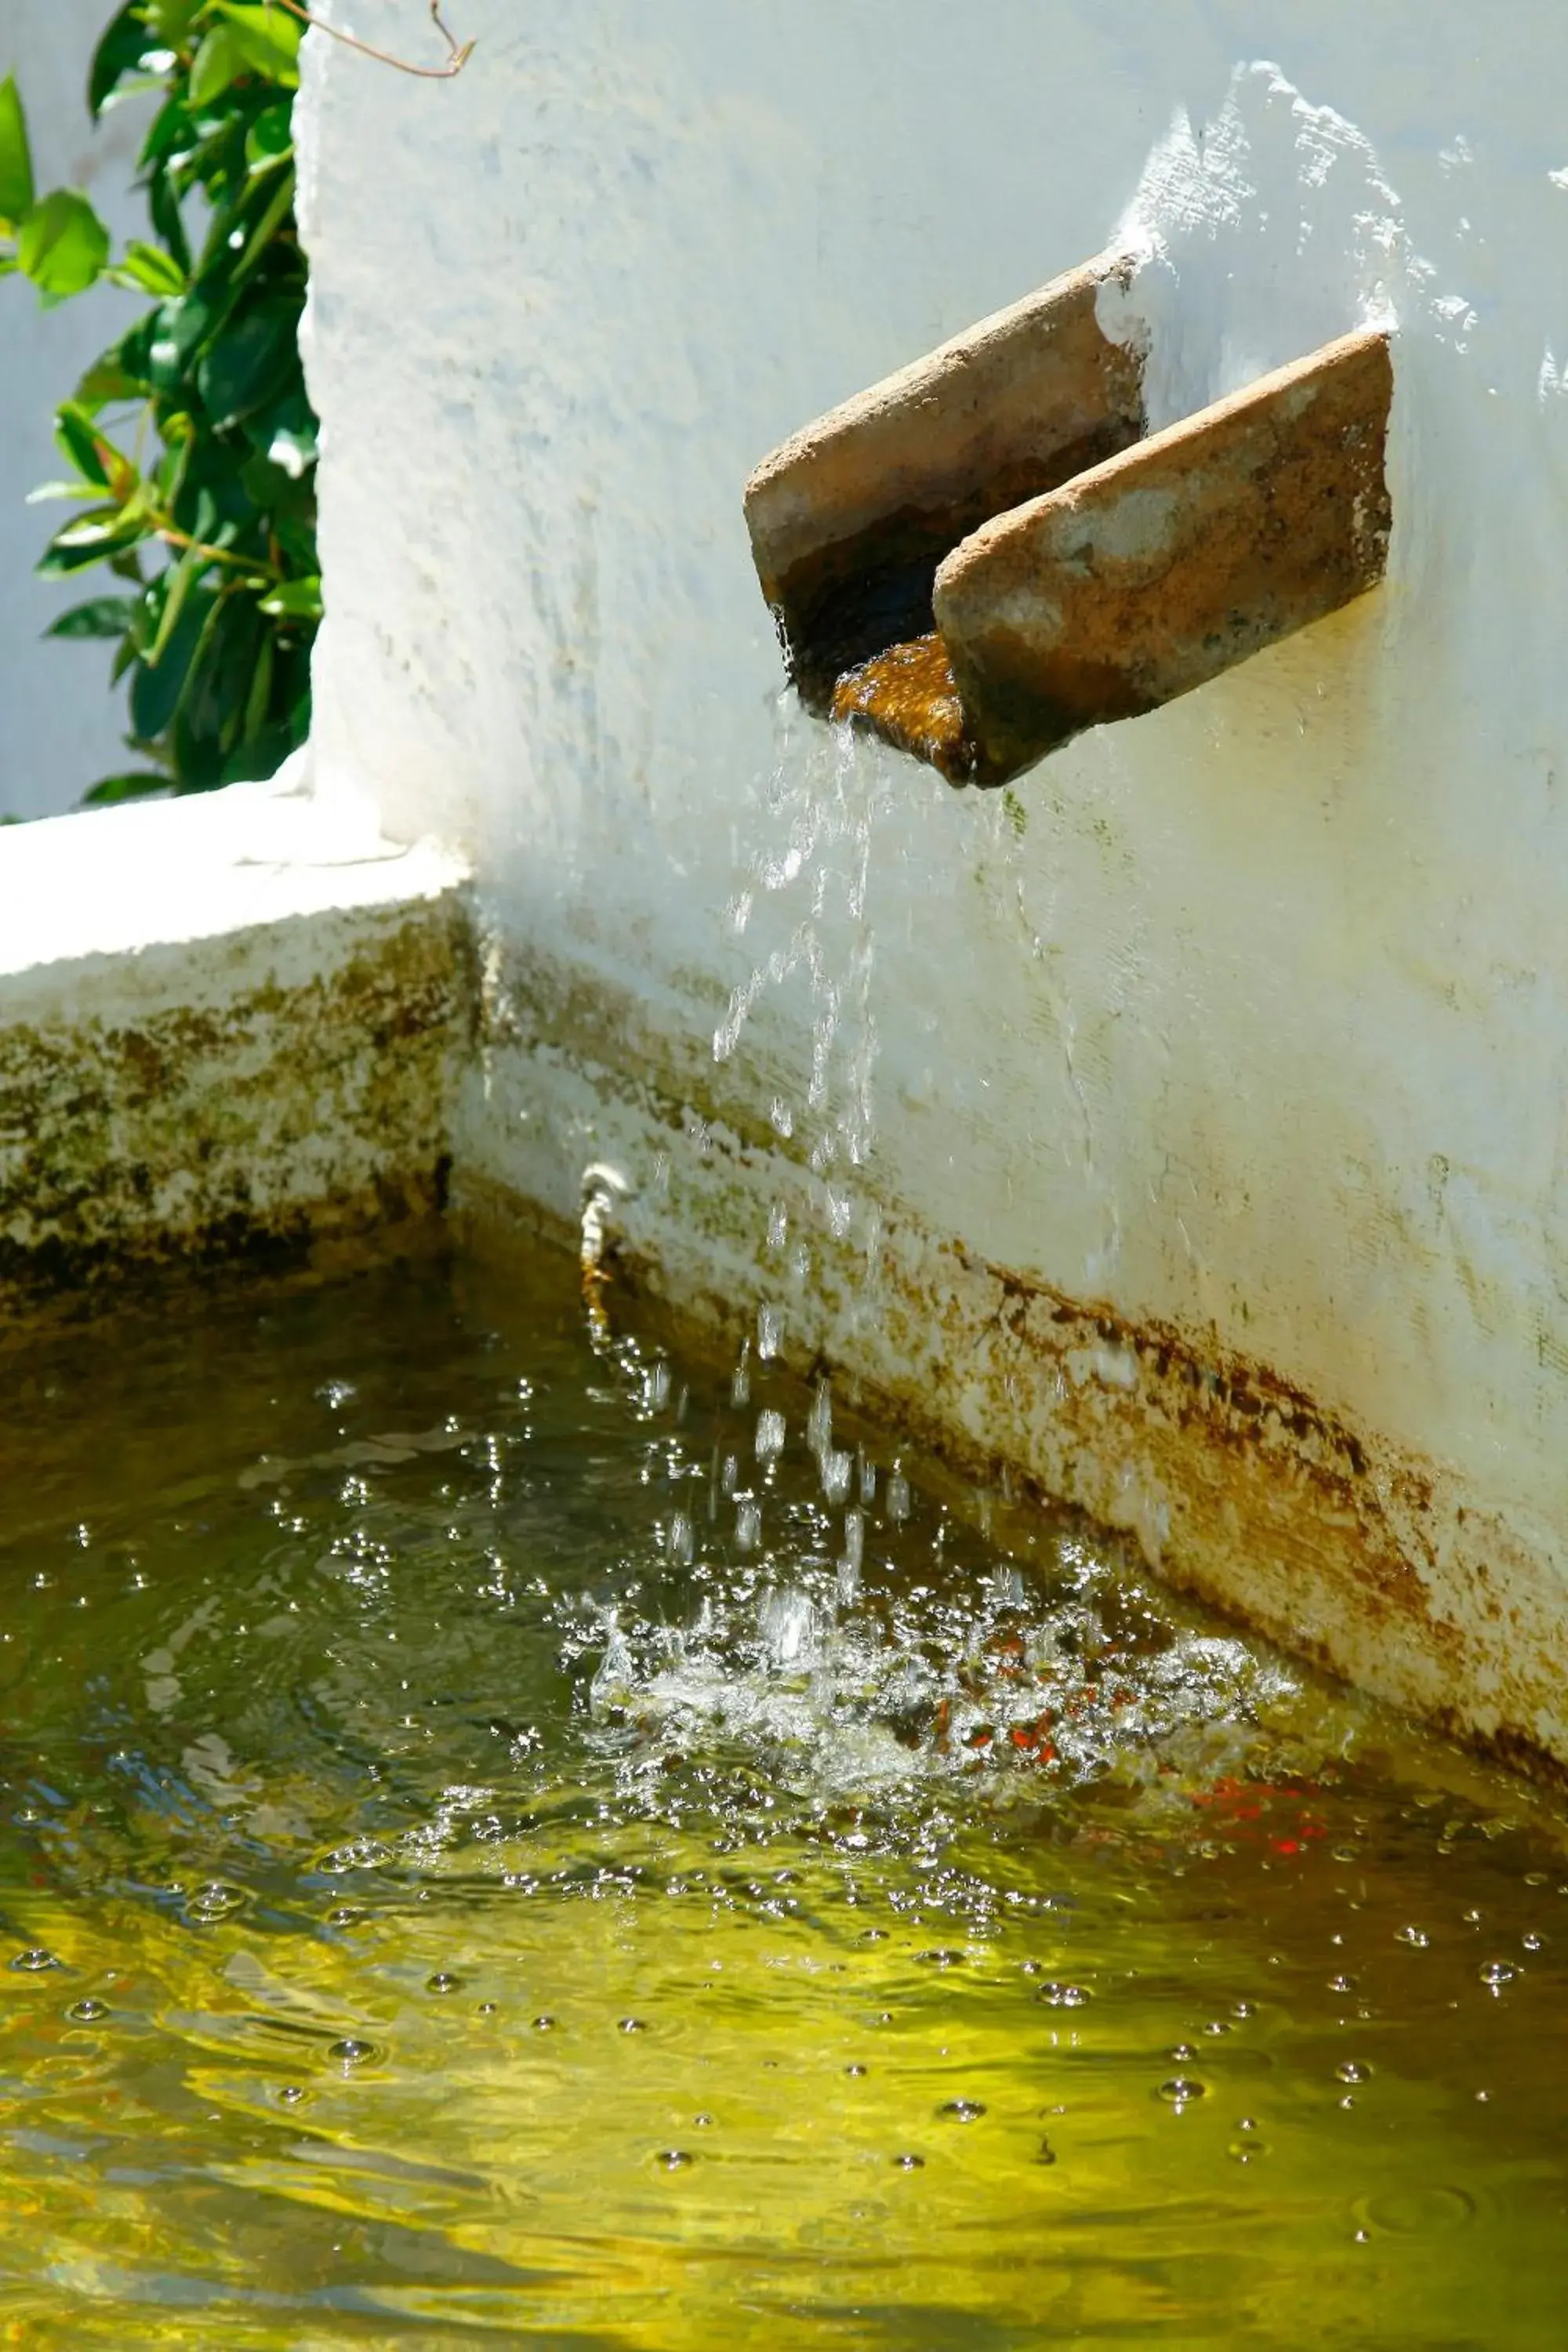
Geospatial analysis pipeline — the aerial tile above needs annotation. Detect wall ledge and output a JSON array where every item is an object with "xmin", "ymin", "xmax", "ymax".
[{"xmin": 0, "ymin": 777, "xmax": 474, "ymax": 1298}]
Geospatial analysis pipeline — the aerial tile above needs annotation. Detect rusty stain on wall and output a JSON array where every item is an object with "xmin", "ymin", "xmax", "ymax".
[{"xmin": 451, "ymin": 934, "xmax": 1568, "ymax": 1788}]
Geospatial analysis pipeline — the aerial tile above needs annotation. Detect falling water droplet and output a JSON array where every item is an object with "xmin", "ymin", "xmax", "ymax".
[
  {"xmin": 757, "ymin": 1308, "xmax": 783, "ymax": 1362},
  {"xmin": 755, "ymin": 1410, "xmax": 786, "ymax": 1461},
  {"xmin": 887, "ymin": 1470, "xmax": 911, "ymax": 1524}
]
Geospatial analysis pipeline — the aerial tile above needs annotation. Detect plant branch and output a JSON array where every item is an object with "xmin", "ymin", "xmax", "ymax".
[
  {"xmin": 267, "ymin": 0, "xmax": 475, "ymax": 79},
  {"xmin": 155, "ymin": 524, "xmax": 281, "ymax": 579}
]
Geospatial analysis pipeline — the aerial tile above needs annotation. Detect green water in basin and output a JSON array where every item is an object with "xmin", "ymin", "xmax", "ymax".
[{"xmin": 0, "ymin": 1234, "xmax": 1563, "ymax": 2347}]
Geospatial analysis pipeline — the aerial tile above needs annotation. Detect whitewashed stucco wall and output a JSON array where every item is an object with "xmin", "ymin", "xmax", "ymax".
[
  {"xmin": 298, "ymin": 2, "xmax": 1568, "ymax": 1752},
  {"xmin": 0, "ymin": 3, "xmax": 144, "ymax": 821}
]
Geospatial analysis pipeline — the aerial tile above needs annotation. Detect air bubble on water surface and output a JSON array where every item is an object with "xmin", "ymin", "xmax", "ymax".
[
  {"xmin": 1479, "ymin": 1961, "xmax": 1517, "ymax": 1988},
  {"xmin": 67, "ymin": 1998, "xmax": 109, "ymax": 2024},
  {"xmin": 327, "ymin": 2039, "xmax": 377, "ymax": 2068},
  {"xmin": 1156, "ymin": 2078, "xmax": 1206, "ymax": 2106},
  {"xmin": 426, "ymin": 1972, "xmax": 463, "ymax": 1995},
  {"xmin": 1396, "ymin": 1926, "xmax": 1431, "ymax": 1948},
  {"xmin": 11, "ymin": 1950, "xmax": 60, "ymax": 1973},
  {"xmin": 186, "ymin": 1882, "xmax": 246, "ymax": 1924},
  {"xmin": 937, "ymin": 2099, "xmax": 985, "ymax": 2122},
  {"xmin": 1335, "ymin": 2060, "xmax": 1370, "ymax": 2084}
]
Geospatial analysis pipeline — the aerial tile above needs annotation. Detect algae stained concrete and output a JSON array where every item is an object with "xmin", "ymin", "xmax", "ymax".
[
  {"xmin": 296, "ymin": 5, "xmax": 1568, "ymax": 1770},
  {"xmin": 0, "ymin": 783, "xmax": 472, "ymax": 1301}
]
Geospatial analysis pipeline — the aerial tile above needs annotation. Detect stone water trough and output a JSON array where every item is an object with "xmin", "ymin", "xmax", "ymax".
[{"xmin": 6, "ymin": 2, "xmax": 1568, "ymax": 1788}]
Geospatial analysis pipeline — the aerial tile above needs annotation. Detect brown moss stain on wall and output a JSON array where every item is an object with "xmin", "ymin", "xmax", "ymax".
[{"xmin": 456, "ymin": 956, "xmax": 1568, "ymax": 1787}]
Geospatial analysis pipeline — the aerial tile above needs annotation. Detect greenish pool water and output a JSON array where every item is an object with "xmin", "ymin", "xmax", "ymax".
[{"xmin": 0, "ymin": 1235, "xmax": 1563, "ymax": 2347}]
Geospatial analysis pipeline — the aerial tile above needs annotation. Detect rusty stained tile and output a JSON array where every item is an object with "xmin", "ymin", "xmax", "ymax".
[
  {"xmin": 744, "ymin": 252, "xmax": 1145, "ymax": 710},
  {"xmin": 935, "ymin": 326, "xmax": 1394, "ymax": 783}
]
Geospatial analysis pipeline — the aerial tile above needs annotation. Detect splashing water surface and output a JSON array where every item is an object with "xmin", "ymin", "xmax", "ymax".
[{"xmin": 0, "ymin": 1238, "xmax": 1563, "ymax": 2347}]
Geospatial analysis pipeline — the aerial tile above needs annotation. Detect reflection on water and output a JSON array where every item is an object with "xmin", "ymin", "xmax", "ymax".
[{"xmin": 0, "ymin": 1236, "xmax": 1563, "ymax": 2347}]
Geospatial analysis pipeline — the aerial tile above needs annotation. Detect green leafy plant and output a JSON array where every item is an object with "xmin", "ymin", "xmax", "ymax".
[{"xmin": 1, "ymin": 4, "xmax": 471, "ymax": 806}]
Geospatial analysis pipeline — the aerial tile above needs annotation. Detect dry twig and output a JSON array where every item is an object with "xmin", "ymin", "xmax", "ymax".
[{"xmin": 268, "ymin": 0, "xmax": 475, "ymax": 80}]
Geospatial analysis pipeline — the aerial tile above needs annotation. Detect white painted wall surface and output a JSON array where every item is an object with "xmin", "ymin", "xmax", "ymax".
[
  {"xmin": 0, "ymin": 3, "xmax": 143, "ymax": 821},
  {"xmin": 297, "ymin": 3, "xmax": 1568, "ymax": 1749}
]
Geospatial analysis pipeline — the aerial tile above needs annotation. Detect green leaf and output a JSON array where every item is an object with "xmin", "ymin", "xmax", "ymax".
[
  {"xmin": 26, "ymin": 480, "xmax": 107, "ymax": 506},
  {"xmin": 89, "ymin": 5, "xmax": 155, "ymax": 120},
  {"xmin": 37, "ymin": 506, "xmax": 147, "ymax": 576},
  {"xmin": 112, "ymin": 239, "xmax": 188, "ymax": 297},
  {"xmin": 227, "ymin": 165, "xmax": 296, "ymax": 287},
  {"xmin": 45, "ymin": 596, "xmax": 138, "ymax": 641},
  {"xmin": 0, "ymin": 76, "xmax": 36, "ymax": 229},
  {"xmin": 212, "ymin": 4, "xmax": 303, "ymax": 85},
  {"xmin": 188, "ymin": 26, "xmax": 249, "ymax": 108},
  {"xmin": 245, "ymin": 100, "xmax": 294, "ymax": 169},
  {"xmin": 196, "ymin": 292, "xmax": 299, "ymax": 428},
  {"xmin": 258, "ymin": 575, "xmax": 321, "ymax": 622},
  {"xmin": 54, "ymin": 402, "xmax": 114, "ymax": 489},
  {"xmin": 147, "ymin": 162, "xmax": 191, "ymax": 277},
  {"xmin": 147, "ymin": 543, "xmax": 203, "ymax": 667},
  {"xmin": 82, "ymin": 771, "xmax": 172, "ymax": 807},
  {"xmin": 147, "ymin": 0, "xmax": 209, "ymax": 41},
  {"xmin": 17, "ymin": 191, "xmax": 111, "ymax": 307},
  {"xmin": 131, "ymin": 584, "xmax": 219, "ymax": 739}
]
